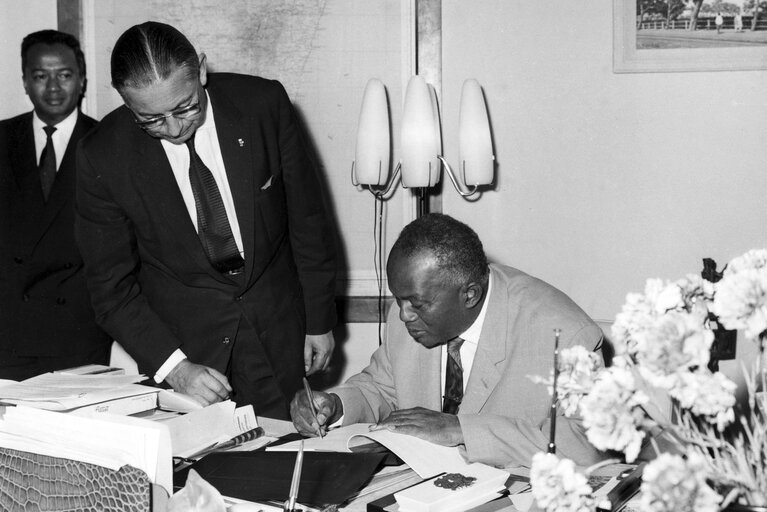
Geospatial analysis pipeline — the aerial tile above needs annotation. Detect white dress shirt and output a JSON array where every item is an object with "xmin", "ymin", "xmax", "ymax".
[
  {"xmin": 440, "ymin": 272, "xmax": 493, "ymax": 398},
  {"xmin": 154, "ymin": 92, "xmax": 244, "ymax": 383},
  {"xmin": 33, "ymin": 108, "xmax": 78, "ymax": 171}
]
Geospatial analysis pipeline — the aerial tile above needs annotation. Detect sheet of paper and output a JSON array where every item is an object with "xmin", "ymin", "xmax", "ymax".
[
  {"xmin": 267, "ymin": 422, "xmax": 469, "ymax": 478},
  {"xmin": 256, "ymin": 416, "xmax": 298, "ymax": 438},
  {"xmin": 162, "ymin": 401, "xmax": 237, "ymax": 458}
]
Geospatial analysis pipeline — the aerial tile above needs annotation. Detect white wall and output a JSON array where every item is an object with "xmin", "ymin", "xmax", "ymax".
[
  {"xmin": 440, "ymin": 1, "xmax": 767, "ymax": 327},
  {"xmin": 0, "ymin": 0, "xmax": 57, "ymax": 119}
]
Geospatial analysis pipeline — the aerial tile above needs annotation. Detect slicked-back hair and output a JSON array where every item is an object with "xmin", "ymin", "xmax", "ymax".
[
  {"xmin": 21, "ymin": 29, "xmax": 86, "ymax": 77},
  {"xmin": 111, "ymin": 21, "xmax": 199, "ymax": 92},
  {"xmin": 391, "ymin": 213, "xmax": 489, "ymax": 287}
]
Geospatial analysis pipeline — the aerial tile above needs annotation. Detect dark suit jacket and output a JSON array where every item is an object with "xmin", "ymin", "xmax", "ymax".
[
  {"xmin": 332, "ymin": 264, "xmax": 606, "ymax": 469},
  {"xmin": 0, "ymin": 110, "xmax": 109, "ymax": 358},
  {"xmin": 75, "ymin": 74, "xmax": 337, "ymax": 401}
]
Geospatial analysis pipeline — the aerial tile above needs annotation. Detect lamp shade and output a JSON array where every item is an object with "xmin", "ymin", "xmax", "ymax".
[
  {"xmin": 353, "ymin": 78, "xmax": 390, "ymax": 186},
  {"xmin": 400, "ymin": 75, "xmax": 441, "ymax": 188},
  {"xmin": 458, "ymin": 79, "xmax": 494, "ymax": 186}
]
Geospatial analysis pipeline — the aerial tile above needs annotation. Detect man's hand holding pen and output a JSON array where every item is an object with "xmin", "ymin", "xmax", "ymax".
[{"xmin": 289, "ymin": 387, "xmax": 343, "ymax": 437}]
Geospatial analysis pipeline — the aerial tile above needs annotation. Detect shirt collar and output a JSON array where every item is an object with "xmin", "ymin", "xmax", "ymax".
[
  {"xmin": 456, "ymin": 271, "xmax": 493, "ymax": 346},
  {"xmin": 33, "ymin": 107, "xmax": 78, "ymax": 134}
]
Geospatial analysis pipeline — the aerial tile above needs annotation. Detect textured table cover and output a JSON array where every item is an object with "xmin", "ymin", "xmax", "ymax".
[{"xmin": 0, "ymin": 447, "xmax": 150, "ymax": 511}]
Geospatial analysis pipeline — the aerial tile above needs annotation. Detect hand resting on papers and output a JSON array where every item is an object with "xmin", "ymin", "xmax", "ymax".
[
  {"xmin": 290, "ymin": 389, "xmax": 343, "ymax": 436},
  {"xmin": 291, "ymin": 391, "xmax": 465, "ymax": 448},
  {"xmin": 369, "ymin": 407, "xmax": 464, "ymax": 447},
  {"xmin": 165, "ymin": 359, "xmax": 232, "ymax": 407}
]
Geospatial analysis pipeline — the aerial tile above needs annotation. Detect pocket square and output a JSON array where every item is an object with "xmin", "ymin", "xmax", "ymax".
[{"xmin": 261, "ymin": 176, "xmax": 273, "ymax": 190}]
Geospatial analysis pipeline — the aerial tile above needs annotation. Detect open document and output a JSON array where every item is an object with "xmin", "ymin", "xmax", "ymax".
[{"xmin": 267, "ymin": 423, "xmax": 470, "ymax": 478}]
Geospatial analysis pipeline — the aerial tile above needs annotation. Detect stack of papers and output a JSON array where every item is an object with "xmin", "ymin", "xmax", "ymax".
[{"xmin": 0, "ymin": 372, "xmax": 157, "ymax": 415}]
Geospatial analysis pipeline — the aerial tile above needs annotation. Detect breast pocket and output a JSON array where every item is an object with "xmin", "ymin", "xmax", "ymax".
[{"xmin": 255, "ymin": 173, "xmax": 287, "ymax": 242}]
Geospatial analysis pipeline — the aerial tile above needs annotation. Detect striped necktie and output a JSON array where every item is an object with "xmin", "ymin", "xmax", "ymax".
[{"xmin": 186, "ymin": 135, "xmax": 244, "ymax": 273}]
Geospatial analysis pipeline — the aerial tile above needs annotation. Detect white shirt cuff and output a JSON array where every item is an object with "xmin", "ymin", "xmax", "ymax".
[{"xmin": 154, "ymin": 349, "xmax": 187, "ymax": 383}]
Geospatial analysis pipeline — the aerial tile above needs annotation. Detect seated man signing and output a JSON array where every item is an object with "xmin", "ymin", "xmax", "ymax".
[{"xmin": 291, "ymin": 213, "xmax": 606, "ymax": 468}]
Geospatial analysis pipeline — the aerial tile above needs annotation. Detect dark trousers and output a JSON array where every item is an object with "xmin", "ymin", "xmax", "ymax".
[{"xmin": 228, "ymin": 315, "xmax": 292, "ymax": 420}]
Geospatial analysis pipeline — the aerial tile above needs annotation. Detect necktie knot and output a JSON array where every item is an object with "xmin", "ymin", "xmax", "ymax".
[
  {"xmin": 43, "ymin": 125, "xmax": 57, "ymax": 138},
  {"xmin": 447, "ymin": 337, "xmax": 464, "ymax": 362}
]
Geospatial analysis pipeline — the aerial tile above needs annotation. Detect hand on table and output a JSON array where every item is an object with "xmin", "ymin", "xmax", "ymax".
[
  {"xmin": 290, "ymin": 389, "xmax": 342, "ymax": 437},
  {"xmin": 304, "ymin": 331, "xmax": 335, "ymax": 375},
  {"xmin": 370, "ymin": 407, "xmax": 464, "ymax": 447},
  {"xmin": 165, "ymin": 359, "xmax": 232, "ymax": 406}
]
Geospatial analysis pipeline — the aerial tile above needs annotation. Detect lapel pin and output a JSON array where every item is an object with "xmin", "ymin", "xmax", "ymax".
[{"xmin": 237, "ymin": 138, "xmax": 245, "ymax": 147}]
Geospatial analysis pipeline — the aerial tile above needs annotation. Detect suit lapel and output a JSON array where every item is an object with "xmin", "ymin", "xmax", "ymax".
[
  {"xmin": 36, "ymin": 114, "xmax": 88, "ymax": 237},
  {"xmin": 209, "ymin": 88, "xmax": 256, "ymax": 285},
  {"xmin": 129, "ymin": 125, "xmax": 222, "ymax": 280},
  {"xmin": 461, "ymin": 267, "xmax": 509, "ymax": 414},
  {"xmin": 10, "ymin": 114, "xmax": 47, "ymax": 251}
]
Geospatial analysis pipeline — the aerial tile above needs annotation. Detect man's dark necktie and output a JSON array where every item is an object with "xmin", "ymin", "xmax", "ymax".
[
  {"xmin": 442, "ymin": 337, "xmax": 465, "ymax": 414},
  {"xmin": 186, "ymin": 135, "xmax": 244, "ymax": 273},
  {"xmin": 39, "ymin": 125, "xmax": 57, "ymax": 201}
]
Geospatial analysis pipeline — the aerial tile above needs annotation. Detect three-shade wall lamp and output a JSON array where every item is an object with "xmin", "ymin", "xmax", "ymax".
[{"xmin": 351, "ymin": 75, "xmax": 495, "ymax": 200}]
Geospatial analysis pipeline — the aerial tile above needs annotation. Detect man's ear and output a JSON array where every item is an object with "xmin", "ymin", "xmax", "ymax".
[
  {"xmin": 198, "ymin": 53, "xmax": 208, "ymax": 87},
  {"xmin": 463, "ymin": 282, "xmax": 484, "ymax": 309}
]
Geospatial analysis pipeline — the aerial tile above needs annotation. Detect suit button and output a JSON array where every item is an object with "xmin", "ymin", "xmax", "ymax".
[
  {"xmin": 22, "ymin": 294, "xmax": 29, "ymax": 302},
  {"xmin": 56, "ymin": 297, "xmax": 66, "ymax": 305},
  {"xmin": 235, "ymin": 296, "xmax": 243, "ymax": 302},
  {"xmin": 13, "ymin": 257, "xmax": 23, "ymax": 264},
  {"xmin": 222, "ymin": 337, "xmax": 231, "ymax": 344}
]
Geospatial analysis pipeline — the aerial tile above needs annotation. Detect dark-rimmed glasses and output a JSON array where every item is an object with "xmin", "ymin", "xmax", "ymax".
[{"xmin": 133, "ymin": 101, "xmax": 202, "ymax": 130}]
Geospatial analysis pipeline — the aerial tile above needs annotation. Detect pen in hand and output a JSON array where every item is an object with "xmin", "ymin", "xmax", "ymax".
[{"xmin": 302, "ymin": 376, "xmax": 324, "ymax": 438}]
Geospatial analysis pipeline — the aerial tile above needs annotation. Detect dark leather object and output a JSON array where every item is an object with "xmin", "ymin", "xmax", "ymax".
[{"xmin": 0, "ymin": 447, "xmax": 150, "ymax": 511}]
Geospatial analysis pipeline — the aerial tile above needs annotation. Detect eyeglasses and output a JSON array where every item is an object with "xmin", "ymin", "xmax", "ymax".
[{"xmin": 133, "ymin": 101, "xmax": 202, "ymax": 130}]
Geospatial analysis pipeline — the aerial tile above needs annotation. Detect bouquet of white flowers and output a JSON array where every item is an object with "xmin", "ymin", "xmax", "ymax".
[{"xmin": 529, "ymin": 249, "xmax": 767, "ymax": 512}]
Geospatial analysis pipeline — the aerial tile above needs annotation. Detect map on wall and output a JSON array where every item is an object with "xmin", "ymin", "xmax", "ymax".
[
  {"xmin": 148, "ymin": 0, "xmax": 329, "ymax": 103},
  {"xmin": 136, "ymin": 0, "xmax": 409, "ymax": 294}
]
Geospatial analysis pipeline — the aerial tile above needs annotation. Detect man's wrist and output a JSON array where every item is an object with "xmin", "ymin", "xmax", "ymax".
[
  {"xmin": 328, "ymin": 393, "xmax": 344, "ymax": 426},
  {"xmin": 154, "ymin": 350, "xmax": 187, "ymax": 383}
]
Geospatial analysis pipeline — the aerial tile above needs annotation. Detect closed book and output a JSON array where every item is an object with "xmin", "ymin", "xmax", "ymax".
[{"xmin": 394, "ymin": 463, "xmax": 509, "ymax": 512}]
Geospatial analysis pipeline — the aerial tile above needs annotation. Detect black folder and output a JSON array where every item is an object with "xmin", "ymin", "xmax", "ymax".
[{"xmin": 174, "ymin": 450, "xmax": 387, "ymax": 507}]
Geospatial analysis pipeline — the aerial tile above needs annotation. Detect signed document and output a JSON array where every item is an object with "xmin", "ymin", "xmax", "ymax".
[{"xmin": 266, "ymin": 422, "xmax": 469, "ymax": 478}]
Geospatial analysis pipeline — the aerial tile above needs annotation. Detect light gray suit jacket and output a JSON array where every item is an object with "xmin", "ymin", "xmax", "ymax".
[{"xmin": 331, "ymin": 263, "xmax": 605, "ymax": 469}]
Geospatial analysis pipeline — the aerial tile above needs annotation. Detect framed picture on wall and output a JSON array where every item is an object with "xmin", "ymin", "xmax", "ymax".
[{"xmin": 614, "ymin": 0, "xmax": 767, "ymax": 72}]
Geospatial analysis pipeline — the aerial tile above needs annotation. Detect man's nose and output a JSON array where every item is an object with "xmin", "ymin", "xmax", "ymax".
[
  {"xmin": 46, "ymin": 76, "xmax": 61, "ymax": 91},
  {"xmin": 399, "ymin": 302, "xmax": 418, "ymax": 323},
  {"xmin": 164, "ymin": 116, "xmax": 184, "ymax": 138}
]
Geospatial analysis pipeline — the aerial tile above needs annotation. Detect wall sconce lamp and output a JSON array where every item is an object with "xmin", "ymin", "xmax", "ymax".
[{"xmin": 351, "ymin": 75, "xmax": 494, "ymax": 200}]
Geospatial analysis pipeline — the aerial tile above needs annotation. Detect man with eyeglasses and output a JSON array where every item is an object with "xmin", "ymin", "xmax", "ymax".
[
  {"xmin": 75, "ymin": 21, "xmax": 338, "ymax": 419},
  {"xmin": 0, "ymin": 30, "xmax": 110, "ymax": 380}
]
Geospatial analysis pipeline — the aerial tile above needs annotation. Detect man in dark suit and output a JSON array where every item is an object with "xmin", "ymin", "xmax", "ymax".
[
  {"xmin": 0, "ymin": 30, "xmax": 110, "ymax": 380},
  {"xmin": 75, "ymin": 22, "xmax": 338, "ymax": 419}
]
